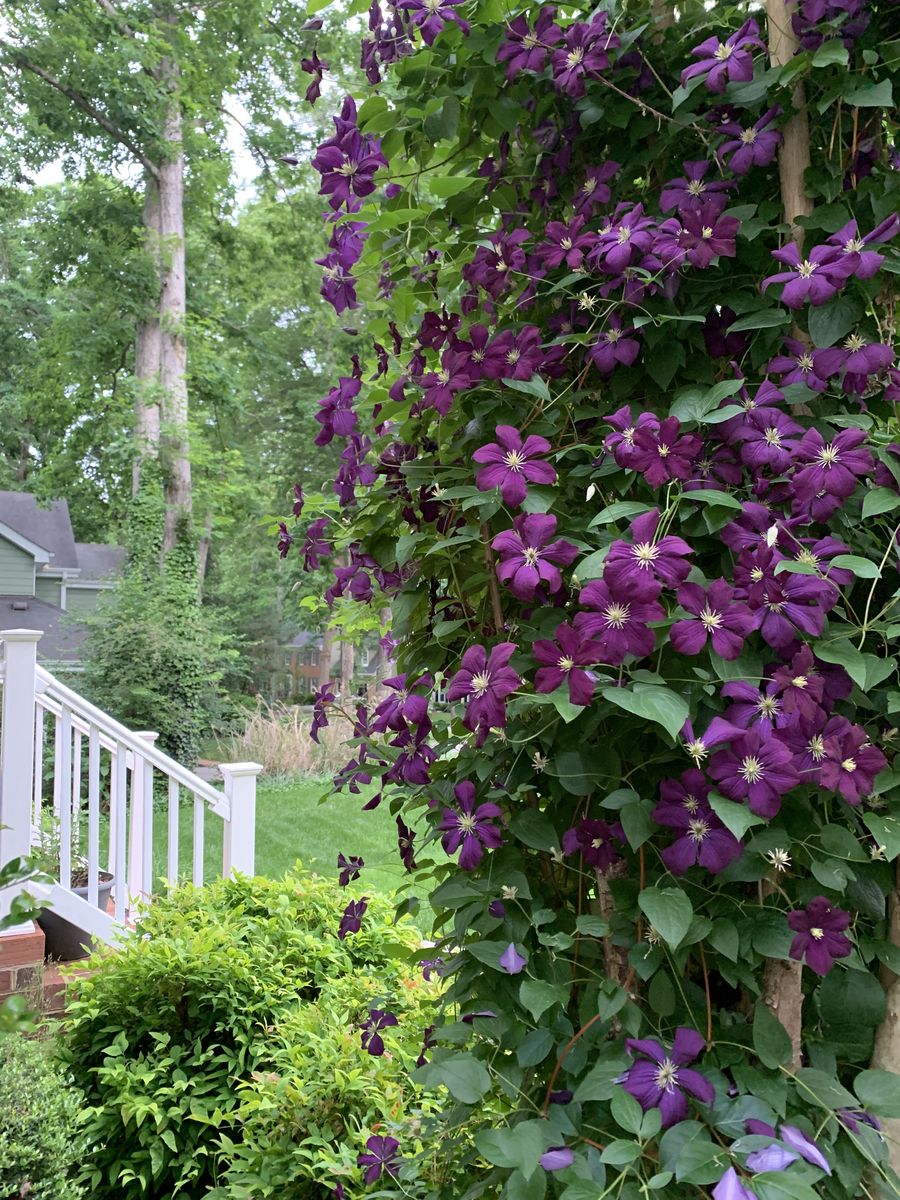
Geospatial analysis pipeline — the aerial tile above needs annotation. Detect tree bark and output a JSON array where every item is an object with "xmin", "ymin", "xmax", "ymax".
[
  {"xmin": 593, "ymin": 862, "xmax": 630, "ymax": 990},
  {"xmin": 340, "ymin": 638, "xmax": 355, "ymax": 700},
  {"xmin": 133, "ymin": 171, "xmax": 162, "ymax": 495},
  {"xmin": 766, "ymin": 0, "xmax": 813, "ymax": 242},
  {"xmin": 762, "ymin": 958, "xmax": 804, "ymax": 1071},
  {"xmin": 872, "ymin": 863, "xmax": 900, "ymax": 1190},
  {"xmin": 317, "ymin": 626, "xmax": 335, "ymax": 690},
  {"xmin": 157, "ymin": 48, "xmax": 191, "ymax": 550},
  {"xmin": 651, "ymin": 0, "xmax": 675, "ymax": 33}
]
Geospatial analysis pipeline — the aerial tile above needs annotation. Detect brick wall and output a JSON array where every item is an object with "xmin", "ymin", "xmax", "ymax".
[{"xmin": 0, "ymin": 922, "xmax": 45, "ymax": 1007}]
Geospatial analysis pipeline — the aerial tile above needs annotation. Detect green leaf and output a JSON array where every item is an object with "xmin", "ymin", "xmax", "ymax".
[
  {"xmin": 510, "ymin": 809, "xmax": 559, "ymax": 851},
  {"xmin": 830, "ymin": 554, "xmax": 880, "ymax": 579},
  {"xmin": 589, "ymin": 501, "xmax": 653, "ymax": 527},
  {"xmin": 517, "ymin": 1028, "xmax": 555, "ymax": 1068},
  {"xmin": 681, "ymin": 488, "xmax": 743, "ymax": 511},
  {"xmin": 863, "ymin": 813, "xmax": 900, "ymax": 860},
  {"xmin": 600, "ymin": 1140, "xmax": 642, "ymax": 1166},
  {"xmin": 610, "ymin": 1089, "xmax": 644, "ymax": 1135},
  {"xmin": 364, "ymin": 207, "xmax": 428, "ymax": 231},
  {"xmin": 619, "ymin": 801, "xmax": 654, "ymax": 850},
  {"xmin": 726, "ymin": 308, "xmax": 790, "ymax": 332},
  {"xmin": 420, "ymin": 1053, "xmax": 492, "ymax": 1102},
  {"xmin": 794, "ymin": 1068, "xmax": 857, "ymax": 1109},
  {"xmin": 819, "ymin": 971, "xmax": 886, "ymax": 1031},
  {"xmin": 638, "ymin": 887, "xmax": 693, "ymax": 949},
  {"xmin": 854, "ymin": 1068, "xmax": 900, "ymax": 1117},
  {"xmin": 504, "ymin": 375, "xmax": 551, "ymax": 402},
  {"xmin": 813, "ymin": 40, "xmax": 849, "ymax": 67},
  {"xmin": 574, "ymin": 549, "xmax": 607, "ymax": 580},
  {"xmin": 545, "ymin": 687, "xmax": 585, "ymax": 724},
  {"xmin": 862, "ymin": 487, "xmax": 900, "ymax": 519},
  {"xmin": 708, "ymin": 792, "xmax": 764, "ymax": 840},
  {"xmin": 752, "ymin": 1004, "xmax": 793, "ymax": 1068},
  {"xmin": 575, "ymin": 914, "xmax": 610, "ymax": 937},
  {"xmin": 670, "ymin": 379, "xmax": 743, "ymax": 423},
  {"xmin": 550, "ymin": 751, "xmax": 601, "ymax": 796},
  {"xmin": 476, "ymin": 1122, "xmax": 547, "ymax": 1178},
  {"xmin": 574, "ymin": 1056, "xmax": 626, "ymax": 1103},
  {"xmin": 753, "ymin": 1175, "xmax": 822, "ymax": 1200},
  {"xmin": 807, "ymin": 295, "xmax": 863, "ymax": 347},
  {"xmin": 428, "ymin": 175, "xmax": 483, "ymax": 198},
  {"xmin": 709, "ymin": 919, "xmax": 739, "ymax": 962},
  {"xmin": 814, "ymin": 639, "xmax": 867, "ymax": 688},
  {"xmin": 648, "ymin": 969, "xmax": 676, "ymax": 1016},
  {"xmin": 519, "ymin": 979, "xmax": 569, "ymax": 1021},
  {"xmin": 601, "ymin": 684, "xmax": 689, "ymax": 741},
  {"xmin": 842, "ymin": 78, "xmax": 894, "ymax": 107}
]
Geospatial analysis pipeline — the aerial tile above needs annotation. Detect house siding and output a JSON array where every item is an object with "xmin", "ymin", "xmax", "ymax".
[
  {"xmin": 65, "ymin": 587, "xmax": 111, "ymax": 614},
  {"xmin": 0, "ymin": 539, "xmax": 35, "ymax": 596},
  {"xmin": 34, "ymin": 576, "xmax": 62, "ymax": 607}
]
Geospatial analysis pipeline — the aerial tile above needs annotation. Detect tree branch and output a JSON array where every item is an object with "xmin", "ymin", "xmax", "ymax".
[{"xmin": 0, "ymin": 41, "xmax": 159, "ymax": 179}]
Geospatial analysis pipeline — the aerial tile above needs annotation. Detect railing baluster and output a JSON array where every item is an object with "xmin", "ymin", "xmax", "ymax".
[
  {"xmin": 113, "ymin": 742, "xmax": 128, "ymax": 923},
  {"xmin": 167, "ymin": 778, "xmax": 179, "ymax": 889},
  {"xmin": 52, "ymin": 711, "xmax": 62, "ymax": 822},
  {"xmin": 32, "ymin": 703, "xmax": 44, "ymax": 832},
  {"xmin": 71, "ymin": 729, "xmax": 82, "ymax": 853},
  {"xmin": 88, "ymin": 725, "xmax": 100, "ymax": 909},
  {"xmin": 142, "ymin": 757, "xmax": 153, "ymax": 898},
  {"xmin": 58, "ymin": 706, "xmax": 72, "ymax": 892},
  {"xmin": 192, "ymin": 795, "xmax": 204, "ymax": 886}
]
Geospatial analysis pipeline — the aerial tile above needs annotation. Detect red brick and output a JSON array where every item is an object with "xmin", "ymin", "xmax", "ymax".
[
  {"xmin": 0, "ymin": 968, "xmax": 13, "ymax": 994},
  {"xmin": 0, "ymin": 923, "xmax": 45, "ymax": 968}
]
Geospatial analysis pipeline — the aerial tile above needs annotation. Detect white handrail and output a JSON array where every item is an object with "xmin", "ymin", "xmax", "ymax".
[{"xmin": 35, "ymin": 665, "xmax": 229, "ymax": 818}]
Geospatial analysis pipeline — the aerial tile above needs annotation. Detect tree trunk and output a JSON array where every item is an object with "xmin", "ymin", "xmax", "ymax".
[
  {"xmin": 767, "ymin": 0, "xmax": 813, "ymax": 241},
  {"xmin": 762, "ymin": 959, "xmax": 804, "ymax": 1071},
  {"xmin": 197, "ymin": 510, "xmax": 213, "ymax": 587},
  {"xmin": 872, "ymin": 864, "xmax": 900, "ymax": 1190},
  {"xmin": 157, "ymin": 44, "xmax": 191, "ymax": 551},
  {"xmin": 133, "ymin": 171, "xmax": 162, "ymax": 495},
  {"xmin": 317, "ymin": 626, "xmax": 335, "ymax": 690},
  {"xmin": 340, "ymin": 638, "xmax": 355, "ymax": 700}
]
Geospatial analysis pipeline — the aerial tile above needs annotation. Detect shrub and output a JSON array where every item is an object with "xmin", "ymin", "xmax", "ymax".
[
  {"xmin": 225, "ymin": 699, "xmax": 355, "ymax": 777},
  {"xmin": 0, "ymin": 1032, "xmax": 86, "ymax": 1200},
  {"xmin": 58, "ymin": 870, "xmax": 434, "ymax": 1200}
]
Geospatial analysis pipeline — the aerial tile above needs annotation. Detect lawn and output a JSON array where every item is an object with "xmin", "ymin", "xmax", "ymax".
[{"xmin": 150, "ymin": 776, "xmax": 415, "ymax": 899}]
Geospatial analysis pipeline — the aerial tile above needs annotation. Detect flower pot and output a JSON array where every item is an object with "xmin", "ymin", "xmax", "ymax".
[{"xmin": 38, "ymin": 872, "xmax": 115, "ymax": 962}]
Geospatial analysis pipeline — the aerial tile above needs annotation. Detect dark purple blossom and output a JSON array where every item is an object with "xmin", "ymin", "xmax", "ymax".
[
  {"xmin": 761, "ymin": 242, "xmax": 859, "ymax": 308},
  {"xmin": 310, "ymin": 685, "xmax": 335, "ymax": 744},
  {"xmin": 301, "ymin": 48, "xmax": 328, "ymax": 103},
  {"xmin": 360, "ymin": 1008, "xmax": 399, "ymax": 1056},
  {"xmin": 735, "ymin": 407, "xmax": 804, "ymax": 473},
  {"xmin": 372, "ymin": 673, "xmax": 432, "ymax": 733},
  {"xmin": 417, "ymin": 307, "xmax": 460, "ymax": 350},
  {"xmin": 826, "ymin": 215, "xmax": 900, "ymax": 280},
  {"xmin": 473, "ymin": 425, "xmax": 557, "ymax": 507},
  {"xmin": 657, "ymin": 202, "xmax": 740, "ymax": 271},
  {"xmin": 447, "ymin": 643, "xmax": 521, "ymax": 743},
  {"xmin": 834, "ymin": 335, "xmax": 895, "ymax": 396},
  {"xmin": 313, "ymin": 128, "xmax": 387, "ymax": 213},
  {"xmin": 463, "ymin": 229, "xmax": 529, "ymax": 299},
  {"xmin": 604, "ymin": 406, "xmax": 661, "ymax": 470},
  {"xmin": 497, "ymin": 8, "xmax": 562, "ymax": 78},
  {"xmin": 588, "ymin": 203, "xmax": 657, "ymax": 274},
  {"xmin": 338, "ymin": 897, "xmax": 369, "ymax": 940},
  {"xmin": 620, "ymin": 1027, "xmax": 715, "ymax": 1128},
  {"xmin": 631, "ymin": 416, "xmax": 704, "ymax": 488},
  {"xmin": 499, "ymin": 942, "xmax": 527, "ymax": 974},
  {"xmin": 536, "ymin": 215, "xmax": 596, "ymax": 270},
  {"xmin": 338, "ymin": 853, "xmax": 364, "ymax": 886},
  {"xmin": 302, "ymin": 517, "xmax": 331, "ymax": 572},
  {"xmin": 276, "ymin": 522, "xmax": 293, "ymax": 558},
  {"xmin": 540, "ymin": 1148, "xmax": 575, "ymax": 1172},
  {"xmin": 837, "ymin": 1108, "xmax": 881, "ymax": 1134},
  {"xmin": 315, "ymin": 376, "xmax": 361, "ymax": 446},
  {"xmin": 681, "ymin": 19, "xmax": 764, "ymax": 93},
  {"xmin": 358, "ymin": 1135, "xmax": 400, "ymax": 1184},
  {"xmin": 716, "ymin": 107, "xmax": 782, "ymax": 174},
  {"xmin": 767, "ymin": 337, "xmax": 845, "ymax": 391},
  {"xmin": 482, "ymin": 326, "xmax": 546, "ymax": 381},
  {"xmin": 576, "ymin": 579, "xmax": 663, "ymax": 664},
  {"xmin": 819, "ymin": 720, "xmax": 886, "ymax": 804},
  {"xmin": 439, "ymin": 781, "xmax": 503, "ymax": 870},
  {"xmin": 660, "ymin": 160, "xmax": 735, "ymax": 214},
  {"xmin": 653, "ymin": 774, "xmax": 743, "ymax": 874},
  {"xmin": 551, "ymin": 14, "xmax": 620, "ymax": 98},
  {"xmin": 787, "ymin": 896, "xmax": 852, "ymax": 975},
  {"xmin": 396, "ymin": 815, "xmax": 418, "ymax": 870},
  {"xmin": 671, "ymin": 581, "xmax": 757, "ymax": 660},
  {"xmin": 397, "ymin": 0, "xmax": 469, "ymax": 44},
  {"xmin": 416, "ymin": 1024, "xmax": 437, "ymax": 1068},
  {"xmin": 572, "ymin": 161, "xmax": 619, "ymax": 217},
  {"xmin": 561, "ymin": 818, "xmax": 625, "ymax": 874},
  {"xmin": 791, "ymin": 427, "xmax": 874, "ymax": 520},
  {"xmin": 533, "ymin": 622, "xmax": 601, "ymax": 706},
  {"xmin": 492, "ymin": 514, "xmax": 579, "ymax": 601},
  {"xmin": 704, "ymin": 307, "xmax": 750, "ymax": 359},
  {"xmin": 604, "ymin": 509, "xmax": 694, "ymax": 598},
  {"xmin": 587, "ymin": 316, "xmax": 640, "ymax": 375},
  {"xmin": 709, "ymin": 726, "xmax": 798, "ymax": 818}
]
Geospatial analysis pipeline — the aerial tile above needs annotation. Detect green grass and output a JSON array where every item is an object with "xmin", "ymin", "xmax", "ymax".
[{"xmin": 151, "ymin": 777, "xmax": 411, "ymax": 898}]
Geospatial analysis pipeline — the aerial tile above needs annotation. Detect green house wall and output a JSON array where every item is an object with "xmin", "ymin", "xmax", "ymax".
[
  {"xmin": 34, "ymin": 576, "xmax": 62, "ymax": 606},
  {"xmin": 65, "ymin": 587, "xmax": 109, "ymax": 614},
  {"xmin": 0, "ymin": 537, "xmax": 35, "ymax": 596}
]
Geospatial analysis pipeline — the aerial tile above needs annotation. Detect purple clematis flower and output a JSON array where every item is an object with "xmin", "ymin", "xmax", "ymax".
[
  {"xmin": 301, "ymin": 48, "xmax": 329, "ymax": 104},
  {"xmin": 652, "ymin": 786, "xmax": 743, "ymax": 875},
  {"xmin": 835, "ymin": 335, "xmax": 895, "ymax": 396},
  {"xmin": 397, "ymin": 0, "xmax": 469, "ymax": 44},
  {"xmin": 819, "ymin": 720, "xmax": 886, "ymax": 804},
  {"xmin": 372, "ymin": 673, "xmax": 432, "ymax": 732},
  {"xmin": 310, "ymin": 684, "xmax": 335, "ymax": 744},
  {"xmin": 276, "ymin": 522, "xmax": 293, "ymax": 558},
  {"xmin": 576, "ymin": 579, "xmax": 663, "ymax": 664},
  {"xmin": 604, "ymin": 406, "xmax": 661, "ymax": 469},
  {"xmin": 716, "ymin": 106, "xmax": 782, "ymax": 174},
  {"xmin": 762, "ymin": 241, "xmax": 858, "ymax": 308},
  {"xmin": 397, "ymin": 815, "xmax": 417, "ymax": 870},
  {"xmin": 837, "ymin": 1108, "xmax": 881, "ymax": 1134},
  {"xmin": 302, "ymin": 517, "xmax": 331, "ymax": 572},
  {"xmin": 709, "ymin": 726, "xmax": 798, "ymax": 817},
  {"xmin": 787, "ymin": 896, "xmax": 852, "ymax": 975},
  {"xmin": 657, "ymin": 202, "xmax": 740, "ymax": 271},
  {"xmin": 670, "ymin": 580, "xmax": 758, "ymax": 660},
  {"xmin": 497, "ymin": 8, "xmax": 562, "ymax": 78},
  {"xmin": 473, "ymin": 425, "xmax": 556, "ymax": 507},
  {"xmin": 416, "ymin": 1024, "xmax": 437, "ymax": 1068},
  {"xmin": 492, "ymin": 514, "xmax": 579, "ymax": 601},
  {"xmin": 791, "ymin": 427, "xmax": 874, "ymax": 519},
  {"xmin": 533, "ymin": 622, "xmax": 601, "ymax": 706},
  {"xmin": 779, "ymin": 1125, "xmax": 832, "ymax": 1174},
  {"xmin": 536, "ymin": 215, "xmax": 596, "ymax": 270},
  {"xmin": 338, "ymin": 853, "xmax": 364, "ymax": 886},
  {"xmin": 681, "ymin": 19, "xmax": 764, "ymax": 93},
  {"xmin": 587, "ymin": 315, "xmax": 641, "ymax": 375},
  {"xmin": 713, "ymin": 1167, "xmax": 755, "ymax": 1200},
  {"xmin": 631, "ymin": 416, "xmax": 704, "ymax": 488},
  {"xmin": 620, "ymin": 1027, "xmax": 715, "ymax": 1128},
  {"xmin": 361, "ymin": 1008, "xmax": 399, "ymax": 1056},
  {"xmin": 746, "ymin": 1143, "xmax": 799, "ymax": 1172},
  {"xmin": 770, "ymin": 644, "xmax": 828, "ymax": 718},
  {"xmin": 439, "ymin": 781, "xmax": 503, "ymax": 870},
  {"xmin": 767, "ymin": 337, "xmax": 845, "ymax": 391},
  {"xmin": 826, "ymin": 214, "xmax": 900, "ymax": 279},
  {"xmin": 735, "ymin": 407, "xmax": 804, "ymax": 473},
  {"xmin": 572, "ymin": 161, "xmax": 620, "ymax": 217},
  {"xmin": 561, "ymin": 818, "xmax": 625, "ymax": 874},
  {"xmin": 604, "ymin": 509, "xmax": 694, "ymax": 598},
  {"xmin": 447, "ymin": 642, "xmax": 521, "ymax": 744},
  {"xmin": 339, "ymin": 896, "xmax": 369, "ymax": 940},
  {"xmin": 753, "ymin": 572, "xmax": 837, "ymax": 650},
  {"xmin": 540, "ymin": 1147, "xmax": 575, "ymax": 1172},
  {"xmin": 551, "ymin": 14, "xmax": 620, "ymax": 98},
  {"xmin": 499, "ymin": 942, "xmax": 528, "ymax": 974},
  {"xmin": 358, "ymin": 1135, "xmax": 400, "ymax": 1184},
  {"xmin": 660, "ymin": 160, "xmax": 735, "ymax": 214}
]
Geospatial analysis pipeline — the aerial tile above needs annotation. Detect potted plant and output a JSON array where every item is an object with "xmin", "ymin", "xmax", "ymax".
[{"xmin": 30, "ymin": 819, "xmax": 115, "ymax": 961}]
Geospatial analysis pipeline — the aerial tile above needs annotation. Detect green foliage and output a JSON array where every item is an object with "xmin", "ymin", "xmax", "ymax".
[
  {"xmin": 59, "ymin": 870, "xmax": 433, "ymax": 1200},
  {"xmin": 0, "ymin": 1032, "xmax": 86, "ymax": 1200},
  {"xmin": 79, "ymin": 470, "xmax": 236, "ymax": 761}
]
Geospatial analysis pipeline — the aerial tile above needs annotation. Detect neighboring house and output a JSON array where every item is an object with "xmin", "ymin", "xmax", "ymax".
[
  {"xmin": 276, "ymin": 630, "xmax": 383, "ymax": 700},
  {"xmin": 0, "ymin": 492, "xmax": 124, "ymax": 669}
]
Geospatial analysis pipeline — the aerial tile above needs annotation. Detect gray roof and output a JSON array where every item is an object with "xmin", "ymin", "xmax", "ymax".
[
  {"xmin": 285, "ymin": 630, "xmax": 322, "ymax": 649},
  {"xmin": 0, "ymin": 596, "xmax": 87, "ymax": 663},
  {"xmin": 0, "ymin": 492, "xmax": 79, "ymax": 569},
  {"xmin": 75, "ymin": 543, "xmax": 126, "ymax": 581}
]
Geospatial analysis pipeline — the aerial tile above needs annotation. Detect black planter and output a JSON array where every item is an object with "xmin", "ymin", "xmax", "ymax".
[{"xmin": 38, "ymin": 873, "xmax": 115, "ymax": 962}]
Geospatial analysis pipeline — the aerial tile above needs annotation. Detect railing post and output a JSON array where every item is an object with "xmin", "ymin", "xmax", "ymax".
[
  {"xmin": 0, "ymin": 630, "xmax": 42, "ymax": 925},
  {"xmin": 219, "ymin": 762, "xmax": 263, "ymax": 878},
  {"xmin": 127, "ymin": 732, "xmax": 158, "ymax": 919}
]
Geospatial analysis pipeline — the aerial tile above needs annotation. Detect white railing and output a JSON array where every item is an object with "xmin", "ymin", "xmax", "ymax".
[{"xmin": 0, "ymin": 630, "xmax": 262, "ymax": 940}]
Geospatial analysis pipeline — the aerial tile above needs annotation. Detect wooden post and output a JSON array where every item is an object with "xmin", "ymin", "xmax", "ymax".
[
  {"xmin": 0, "ymin": 630, "xmax": 42, "ymax": 926},
  {"xmin": 220, "ymin": 762, "xmax": 263, "ymax": 878},
  {"xmin": 767, "ymin": 0, "xmax": 813, "ymax": 241},
  {"xmin": 127, "ymin": 731, "xmax": 158, "ymax": 918}
]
